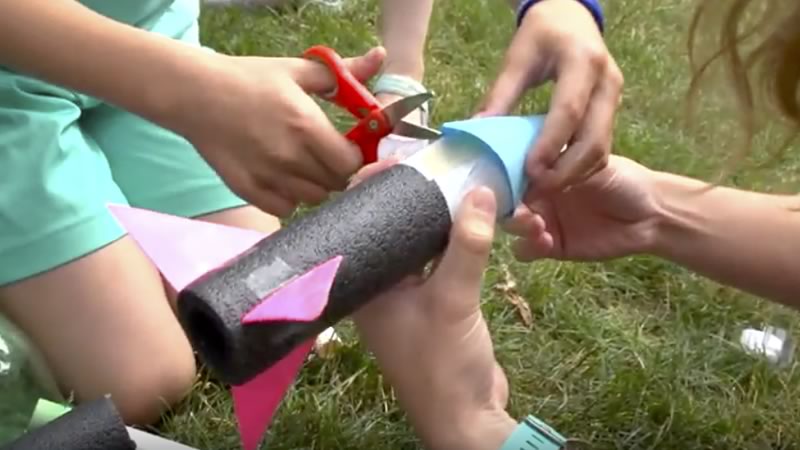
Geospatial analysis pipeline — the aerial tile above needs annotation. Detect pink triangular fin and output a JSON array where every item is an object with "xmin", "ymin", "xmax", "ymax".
[
  {"xmin": 107, "ymin": 204, "xmax": 268, "ymax": 291},
  {"xmin": 232, "ymin": 339, "xmax": 315, "ymax": 450},
  {"xmin": 242, "ymin": 255, "xmax": 341, "ymax": 323},
  {"xmin": 107, "ymin": 204, "xmax": 323, "ymax": 450}
]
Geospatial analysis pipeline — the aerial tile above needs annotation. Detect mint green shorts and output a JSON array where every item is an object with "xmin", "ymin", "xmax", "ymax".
[{"xmin": 0, "ymin": 1, "xmax": 246, "ymax": 286}]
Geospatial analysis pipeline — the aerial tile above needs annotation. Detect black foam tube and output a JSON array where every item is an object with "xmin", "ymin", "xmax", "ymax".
[
  {"xmin": 1, "ymin": 397, "xmax": 136, "ymax": 450},
  {"xmin": 177, "ymin": 164, "xmax": 452, "ymax": 385}
]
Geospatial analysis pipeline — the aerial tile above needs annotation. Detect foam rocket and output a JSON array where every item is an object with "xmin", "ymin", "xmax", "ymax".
[
  {"xmin": 108, "ymin": 114, "xmax": 545, "ymax": 450},
  {"xmin": 2, "ymin": 396, "xmax": 201, "ymax": 450}
]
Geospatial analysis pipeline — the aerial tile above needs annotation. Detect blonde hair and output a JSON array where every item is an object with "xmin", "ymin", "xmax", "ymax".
[{"xmin": 686, "ymin": 0, "xmax": 800, "ymax": 172}]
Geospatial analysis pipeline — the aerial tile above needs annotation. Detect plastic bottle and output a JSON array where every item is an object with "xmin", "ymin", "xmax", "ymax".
[
  {"xmin": 0, "ymin": 313, "xmax": 64, "ymax": 446},
  {"xmin": 401, "ymin": 132, "xmax": 515, "ymax": 221},
  {"xmin": 739, "ymin": 325, "xmax": 795, "ymax": 368}
]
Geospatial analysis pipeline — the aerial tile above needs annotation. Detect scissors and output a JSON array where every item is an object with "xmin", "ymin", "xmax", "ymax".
[{"xmin": 303, "ymin": 45, "xmax": 442, "ymax": 164}]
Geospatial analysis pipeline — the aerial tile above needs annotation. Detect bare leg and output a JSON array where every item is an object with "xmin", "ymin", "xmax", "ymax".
[
  {"xmin": 0, "ymin": 237, "xmax": 196, "ymax": 426},
  {"xmin": 0, "ymin": 206, "xmax": 280, "ymax": 425}
]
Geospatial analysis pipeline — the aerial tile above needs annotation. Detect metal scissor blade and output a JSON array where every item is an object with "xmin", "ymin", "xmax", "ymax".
[
  {"xmin": 380, "ymin": 93, "xmax": 443, "ymax": 140},
  {"xmin": 393, "ymin": 120, "xmax": 442, "ymax": 140},
  {"xmin": 381, "ymin": 92, "xmax": 432, "ymax": 122}
]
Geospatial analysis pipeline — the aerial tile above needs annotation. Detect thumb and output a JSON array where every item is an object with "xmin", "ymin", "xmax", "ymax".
[
  {"xmin": 292, "ymin": 46, "xmax": 386, "ymax": 94},
  {"xmin": 475, "ymin": 36, "xmax": 543, "ymax": 117},
  {"xmin": 347, "ymin": 157, "xmax": 399, "ymax": 189},
  {"xmin": 427, "ymin": 187, "xmax": 497, "ymax": 315},
  {"xmin": 343, "ymin": 46, "xmax": 387, "ymax": 83}
]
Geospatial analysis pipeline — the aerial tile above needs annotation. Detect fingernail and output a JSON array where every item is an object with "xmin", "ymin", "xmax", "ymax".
[
  {"xmin": 471, "ymin": 187, "xmax": 496, "ymax": 216},
  {"xmin": 372, "ymin": 46, "xmax": 387, "ymax": 59}
]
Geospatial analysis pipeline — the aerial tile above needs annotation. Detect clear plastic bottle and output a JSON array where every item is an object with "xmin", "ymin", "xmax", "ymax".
[
  {"xmin": 402, "ymin": 132, "xmax": 515, "ymax": 221},
  {"xmin": 739, "ymin": 325, "xmax": 795, "ymax": 368},
  {"xmin": 0, "ymin": 313, "xmax": 63, "ymax": 446}
]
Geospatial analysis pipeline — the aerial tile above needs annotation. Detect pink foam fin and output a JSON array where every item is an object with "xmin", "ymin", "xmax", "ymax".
[
  {"xmin": 233, "ymin": 339, "xmax": 315, "ymax": 450},
  {"xmin": 107, "ymin": 204, "xmax": 268, "ymax": 291},
  {"xmin": 242, "ymin": 255, "xmax": 342, "ymax": 324},
  {"xmin": 106, "ymin": 204, "xmax": 323, "ymax": 450}
]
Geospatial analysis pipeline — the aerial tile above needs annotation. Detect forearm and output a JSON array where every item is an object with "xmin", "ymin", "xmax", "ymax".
[
  {"xmin": 0, "ymin": 0, "xmax": 220, "ymax": 129},
  {"xmin": 378, "ymin": 0, "xmax": 433, "ymax": 80},
  {"xmin": 651, "ymin": 171, "xmax": 800, "ymax": 307}
]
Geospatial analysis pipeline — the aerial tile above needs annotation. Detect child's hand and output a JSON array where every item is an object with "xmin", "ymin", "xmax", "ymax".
[
  {"xmin": 0, "ymin": 2, "xmax": 380, "ymax": 217},
  {"xmin": 171, "ymin": 47, "xmax": 386, "ymax": 217},
  {"xmin": 478, "ymin": 0, "xmax": 622, "ymax": 194},
  {"xmin": 350, "ymin": 162, "xmax": 516, "ymax": 450}
]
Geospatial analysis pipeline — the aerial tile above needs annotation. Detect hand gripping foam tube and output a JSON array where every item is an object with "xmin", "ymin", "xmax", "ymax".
[{"xmin": 175, "ymin": 134, "xmax": 515, "ymax": 386}]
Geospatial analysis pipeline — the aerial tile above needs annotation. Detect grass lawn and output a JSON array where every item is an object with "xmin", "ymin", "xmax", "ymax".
[{"xmin": 157, "ymin": 0, "xmax": 800, "ymax": 448}]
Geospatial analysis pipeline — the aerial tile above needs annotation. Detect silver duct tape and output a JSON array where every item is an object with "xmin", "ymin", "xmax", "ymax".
[
  {"xmin": 401, "ymin": 135, "xmax": 515, "ymax": 220},
  {"xmin": 244, "ymin": 256, "xmax": 294, "ymax": 302}
]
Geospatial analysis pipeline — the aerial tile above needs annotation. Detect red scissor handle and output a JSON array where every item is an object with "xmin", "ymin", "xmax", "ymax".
[
  {"xmin": 304, "ymin": 45, "xmax": 395, "ymax": 164},
  {"xmin": 302, "ymin": 45, "xmax": 380, "ymax": 119},
  {"xmin": 344, "ymin": 111, "xmax": 394, "ymax": 164}
]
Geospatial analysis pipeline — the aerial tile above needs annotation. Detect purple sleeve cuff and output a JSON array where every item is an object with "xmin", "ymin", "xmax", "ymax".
[{"xmin": 516, "ymin": 0, "xmax": 605, "ymax": 33}]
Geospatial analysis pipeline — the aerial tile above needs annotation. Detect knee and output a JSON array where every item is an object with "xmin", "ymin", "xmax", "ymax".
[{"xmin": 88, "ymin": 351, "xmax": 197, "ymax": 426}]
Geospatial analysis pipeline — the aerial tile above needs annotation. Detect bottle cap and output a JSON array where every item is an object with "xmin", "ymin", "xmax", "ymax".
[
  {"xmin": 27, "ymin": 398, "xmax": 72, "ymax": 430},
  {"xmin": 740, "ymin": 326, "xmax": 795, "ymax": 367}
]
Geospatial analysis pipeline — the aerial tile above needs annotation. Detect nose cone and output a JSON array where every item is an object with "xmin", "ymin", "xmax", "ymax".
[{"xmin": 439, "ymin": 115, "xmax": 546, "ymax": 207}]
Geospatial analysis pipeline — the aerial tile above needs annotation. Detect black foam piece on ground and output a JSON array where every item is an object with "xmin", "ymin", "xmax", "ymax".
[
  {"xmin": 177, "ymin": 164, "xmax": 452, "ymax": 385},
  {"xmin": 1, "ymin": 397, "xmax": 136, "ymax": 450}
]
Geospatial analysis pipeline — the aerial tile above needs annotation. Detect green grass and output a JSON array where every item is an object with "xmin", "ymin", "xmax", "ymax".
[{"xmin": 156, "ymin": 0, "xmax": 800, "ymax": 448}]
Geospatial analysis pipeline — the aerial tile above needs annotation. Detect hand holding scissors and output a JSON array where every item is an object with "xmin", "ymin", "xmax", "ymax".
[{"xmin": 303, "ymin": 45, "xmax": 440, "ymax": 165}]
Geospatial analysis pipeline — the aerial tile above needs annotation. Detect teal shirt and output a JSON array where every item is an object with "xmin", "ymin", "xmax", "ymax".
[{"xmin": 79, "ymin": 0, "xmax": 199, "ymax": 31}]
